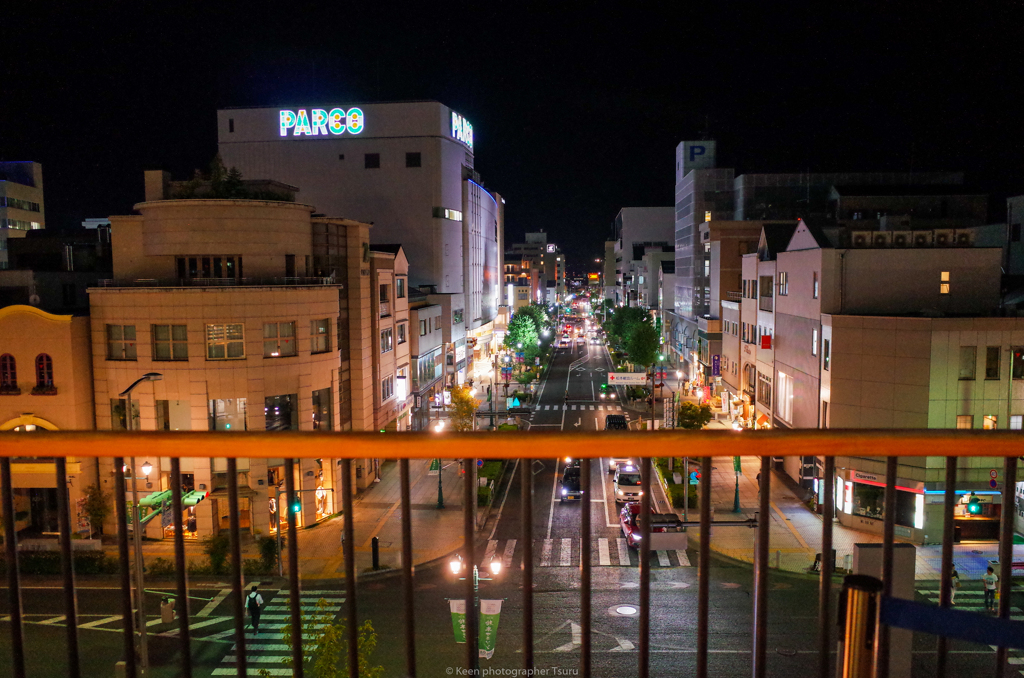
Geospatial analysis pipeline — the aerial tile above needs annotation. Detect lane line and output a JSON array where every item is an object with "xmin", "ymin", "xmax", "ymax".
[
  {"xmin": 197, "ymin": 588, "xmax": 230, "ymax": 617},
  {"xmin": 559, "ymin": 538, "xmax": 572, "ymax": 567},
  {"xmin": 79, "ymin": 615, "xmax": 123, "ymax": 629},
  {"xmin": 598, "ymin": 538, "xmax": 611, "ymax": 566},
  {"xmin": 487, "ymin": 459, "xmax": 519, "ymax": 540},
  {"xmin": 503, "ymin": 539, "xmax": 517, "ymax": 569},
  {"xmin": 484, "ymin": 540, "xmax": 498, "ymax": 565},
  {"xmin": 546, "ymin": 458, "xmax": 560, "ymax": 539}
]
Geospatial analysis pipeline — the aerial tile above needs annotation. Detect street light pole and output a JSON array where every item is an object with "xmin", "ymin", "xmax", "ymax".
[
  {"xmin": 450, "ymin": 555, "xmax": 501, "ymax": 674},
  {"xmin": 120, "ymin": 372, "xmax": 162, "ymax": 677}
]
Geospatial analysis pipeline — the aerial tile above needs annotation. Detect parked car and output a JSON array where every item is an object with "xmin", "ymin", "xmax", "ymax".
[
  {"xmin": 607, "ymin": 456, "xmax": 635, "ymax": 474},
  {"xmin": 619, "ymin": 501, "xmax": 688, "ymax": 550},
  {"xmin": 613, "ymin": 464, "xmax": 642, "ymax": 503},
  {"xmin": 604, "ymin": 414, "xmax": 627, "ymax": 430},
  {"xmin": 560, "ymin": 466, "xmax": 582, "ymax": 502}
]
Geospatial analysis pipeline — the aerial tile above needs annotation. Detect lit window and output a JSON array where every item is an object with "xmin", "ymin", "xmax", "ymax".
[
  {"xmin": 381, "ymin": 375, "xmax": 394, "ymax": 402},
  {"xmin": 206, "ymin": 323, "xmax": 245, "ymax": 360},
  {"xmin": 153, "ymin": 324, "xmax": 189, "ymax": 361},
  {"xmin": 310, "ymin": 319, "xmax": 330, "ymax": 354},
  {"xmin": 813, "ymin": 272, "xmax": 819, "ymax": 299},
  {"xmin": 983, "ymin": 415, "xmax": 998, "ymax": 430},
  {"xmin": 955, "ymin": 415, "xmax": 973, "ymax": 429},
  {"xmin": 380, "ymin": 328, "xmax": 394, "ymax": 354},
  {"xmin": 107, "ymin": 325, "xmax": 137, "ymax": 361},
  {"xmin": 33, "ymin": 353, "xmax": 53, "ymax": 387},
  {"xmin": 263, "ymin": 322, "xmax": 297, "ymax": 358},
  {"xmin": 812, "ymin": 328, "xmax": 818, "ymax": 356},
  {"xmin": 940, "ymin": 271, "xmax": 950, "ymax": 294}
]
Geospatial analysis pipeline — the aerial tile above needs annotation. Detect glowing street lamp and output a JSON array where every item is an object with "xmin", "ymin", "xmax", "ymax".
[{"xmin": 448, "ymin": 551, "xmax": 503, "ymax": 673}]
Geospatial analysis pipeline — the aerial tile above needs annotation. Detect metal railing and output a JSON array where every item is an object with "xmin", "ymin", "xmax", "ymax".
[
  {"xmin": 96, "ymin": 276, "xmax": 339, "ymax": 288},
  {"xmin": 1, "ymin": 430, "xmax": 1023, "ymax": 678}
]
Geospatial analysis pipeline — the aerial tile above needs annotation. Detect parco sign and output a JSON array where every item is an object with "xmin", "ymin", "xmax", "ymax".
[
  {"xmin": 451, "ymin": 112, "xmax": 473, "ymax": 150},
  {"xmin": 279, "ymin": 108, "xmax": 365, "ymax": 137}
]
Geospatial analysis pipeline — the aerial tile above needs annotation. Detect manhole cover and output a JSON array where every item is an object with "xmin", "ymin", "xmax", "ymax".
[{"xmin": 610, "ymin": 604, "xmax": 639, "ymax": 617}]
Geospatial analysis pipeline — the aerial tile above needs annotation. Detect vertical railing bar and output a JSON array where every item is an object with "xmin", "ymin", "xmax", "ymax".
[
  {"xmin": 936, "ymin": 456, "xmax": 956, "ymax": 678},
  {"xmin": 226, "ymin": 458, "xmax": 247, "ymax": 678},
  {"xmin": 169, "ymin": 458, "xmax": 192, "ymax": 678},
  {"xmin": 753, "ymin": 455, "xmax": 770, "ymax": 678},
  {"xmin": 995, "ymin": 455, "xmax": 1018, "ymax": 677},
  {"xmin": 341, "ymin": 459, "xmax": 358, "ymax": 678},
  {"xmin": 112, "ymin": 457, "xmax": 137, "ymax": 678},
  {"xmin": 818, "ymin": 456, "xmax": 835, "ymax": 678},
  {"xmin": 55, "ymin": 457, "xmax": 81, "ymax": 678},
  {"xmin": 580, "ymin": 457, "xmax": 592, "ymax": 678},
  {"xmin": 522, "ymin": 457, "xmax": 534, "ymax": 672},
  {"xmin": 464, "ymin": 457, "xmax": 478, "ymax": 674},
  {"xmin": 874, "ymin": 455, "xmax": 897, "ymax": 678},
  {"xmin": 285, "ymin": 458, "xmax": 305, "ymax": 678},
  {"xmin": 696, "ymin": 456, "xmax": 711, "ymax": 678},
  {"xmin": 399, "ymin": 458, "xmax": 416, "ymax": 677},
  {"xmin": 1, "ymin": 457, "xmax": 27, "ymax": 678},
  {"xmin": 638, "ymin": 455, "xmax": 651, "ymax": 678}
]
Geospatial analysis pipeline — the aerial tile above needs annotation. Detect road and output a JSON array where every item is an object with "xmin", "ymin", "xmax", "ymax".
[{"xmin": 0, "ymin": 339, "xmax": 1010, "ymax": 676}]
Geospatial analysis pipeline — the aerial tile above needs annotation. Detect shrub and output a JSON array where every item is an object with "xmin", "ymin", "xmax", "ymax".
[
  {"xmin": 477, "ymin": 486, "xmax": 492, "ymax": 507},
  {"xmin": 257, "ymin": 535, "xmax": 279, "ymax": 571},
  {"xmin": 202, "ymin": 532, "xmax": 230, "ymax": 575},
  {"xmin": 244, "ymin": 558, "xmax": 273, "ymax": 576},
  {"xmin": 148, "ymin": 557, "xmax": 176, "ymax": 576},
  {"xmin": 0, "ymin": 551, "xmax": 118, "ymax": 576},
  {"xmin": 478, "ymin": 461, "xmax": 504, "ymax": 482},
  {"xmin": 667, "ymin": 483, "xmax": 697, "ymax": 510}
]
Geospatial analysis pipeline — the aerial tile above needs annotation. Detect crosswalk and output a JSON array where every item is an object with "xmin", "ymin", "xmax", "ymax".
[
  {"xmin": 536, "ymin": 404, "xmax": 625, "ymax": 411},
  {"xmin": 485, "ymin": 538, "xmax": 691, "ymax": 568}
]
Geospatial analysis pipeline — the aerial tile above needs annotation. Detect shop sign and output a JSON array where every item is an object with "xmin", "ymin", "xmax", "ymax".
[
  {"xmin": 853, "ymin": 471, "xmax": 880, "ymax": 483},
  {"xmin": 279, "ymin": 108, "xmax": 364, "ymax": 136},
  {"xmin": 608, "ymin": 372, "xmax": 647, "ymax": 385},
  {"xmin": 451, "ymin": 112, "xmax": 474, "ymax": 149},
  {"xmin": 455, "ymin": 345, "xmax": 466, "ymax": 362},
  {"xmin": 712, "ymin": 355, "xmax": 721, "ymax": 377}
]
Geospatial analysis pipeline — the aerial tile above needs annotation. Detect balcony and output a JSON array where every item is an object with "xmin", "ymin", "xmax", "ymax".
[{"xmin": 1, "ymin": 431, "xmax": 1021, "ymax": 677}]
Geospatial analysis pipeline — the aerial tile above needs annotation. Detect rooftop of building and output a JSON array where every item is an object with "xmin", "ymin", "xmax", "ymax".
[{"xmin": 830, "ymin": 184, "xmax": 986, "ymax": 197}]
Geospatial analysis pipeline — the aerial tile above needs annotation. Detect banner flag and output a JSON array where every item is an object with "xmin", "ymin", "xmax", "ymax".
[
  {"xmin": 450, "ymin": 599, "xmax": 467, "ymax": 644},
  {"xmin": 478, "ymin": 599, "xmax": 503, "ymax": 659}
]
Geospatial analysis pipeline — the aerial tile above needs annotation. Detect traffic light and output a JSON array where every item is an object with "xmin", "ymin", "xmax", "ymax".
[
  {"xmin": 967, "ymin": 492, "xmax": 981, "ymax": 515},
  {"xmin": 292, "ymin": 501, "xmax": 302, "ymax": 514}
]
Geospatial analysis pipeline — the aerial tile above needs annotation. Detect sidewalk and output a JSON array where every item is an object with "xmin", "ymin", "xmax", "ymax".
[{"xmin": 662, "ymin": 394, "xmax": 1024, "ymax": 582}]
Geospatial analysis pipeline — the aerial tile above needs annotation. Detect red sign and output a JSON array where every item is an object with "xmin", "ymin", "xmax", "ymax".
[{"xmin": 760, "ymin": 335, "xmax": 772, "ymax": 349}]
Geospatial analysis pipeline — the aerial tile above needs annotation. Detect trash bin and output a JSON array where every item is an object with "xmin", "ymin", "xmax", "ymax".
[{"xmin": 161, "ymin": 597, "xmax": 175, "ymax": 624}]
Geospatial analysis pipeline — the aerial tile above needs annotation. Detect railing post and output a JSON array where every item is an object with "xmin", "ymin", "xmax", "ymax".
[
  {"xmin": 936, "ymin": 456, "xmax": 957, "ymax": 678},
  {"xmin": 1, "ymin": 457, "xmax": 27, "ymax": 678},
  {"xmin": 463, "ymin": 457, "xmax": 478, "ymax": 674},
  {"xmin": 226, "ymin": 458, "xmax": 247, "ymax": 678},
  {"xmin": 819, "ymin": 455, "xmax": 835, "ymax": 678},
  {"xmin": 580, "ymin": 456, "xmax": 592, "ymax": 678},
  {"xmin": 839, "ymin": 574, "xmax": 883, "ymax": 678},
  {"xmin": 169, "ymin": 458, "xmax": 192, "ymax": 678},
  {"xmin": 697, "ymin": 456, "xmax": 712, "ymax": 678},
  {"xmin": 522, "ymin": 457, "xmax": 534, "ymax": 672},
  {"xmin": 113, "ymin": 457, "xmax": 138, "ymax": 678},
  {"xmin": 874, "ymin": 456, "xmax": 897, "ymax": 678},
  {"xmin": 638, "ymin": 456, "xmax": 651, "ymax": 678},
  {"xmin": 55, "ymin": 457, "xmax": 81, "ymax": 678},
  {"xmin": 399, "ymin": 458, "xmax": 416, "ymax": 677},
  {"xmin": 341, "ymin": 459, "xmax": 357, "ymax": 678},
  {"xmin": 753, "ymin": 455, "xmax": 770, "ymax": 678},
  {"xmin": 995, "ymin": 455, "xmax": 1018, "ymax": 677}
]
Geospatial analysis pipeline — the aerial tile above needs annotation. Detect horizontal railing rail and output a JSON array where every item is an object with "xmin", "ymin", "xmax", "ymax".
[{"xmin": 1, "ymin": 431, "xmax": 1021, "ymax": 678}]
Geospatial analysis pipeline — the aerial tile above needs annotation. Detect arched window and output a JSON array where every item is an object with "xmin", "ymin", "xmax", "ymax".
[
  {"xmin": 0, "ymin": 354, "xmax": 16, "ymax": 390},
  {"xmin": 35, "ymin": 354, "xmax": 53, "ymax": 388}
]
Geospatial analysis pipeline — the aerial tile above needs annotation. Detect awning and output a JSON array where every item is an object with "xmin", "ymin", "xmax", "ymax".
[{"xmin": 756, "ymin": 413, "xmax": 772, "ymax": 427}]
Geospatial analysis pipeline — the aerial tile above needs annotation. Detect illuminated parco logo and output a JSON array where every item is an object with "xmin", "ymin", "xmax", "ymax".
[
  {"xmin": 279, "ymin": 108, "xmax": 365, "ymax": 137},
  {"xmin": 451, "ymin": 112, "xmax": 473, "ymax": 150}
]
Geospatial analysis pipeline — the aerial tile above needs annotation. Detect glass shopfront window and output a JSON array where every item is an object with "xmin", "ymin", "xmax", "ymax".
[
  {"xmin": 265, "ymin": 394, "xmax": 298, "ymax": 431},
  {"xmin": 850, "ymin": 482, "xmax": 917, "ymax": 527}
]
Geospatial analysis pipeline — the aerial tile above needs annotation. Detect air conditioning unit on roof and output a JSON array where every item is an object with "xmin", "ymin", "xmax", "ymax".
[
  {"xmin": 933, "ymin": 229, "xmax": 955, "ymax": 247},
  {"xmin": 913, "ymin": 231, "xmax": 932, "ymax": 247},
  {"xmin": 872, "ymin": 232, "xmax": 892, "ymax": 247},
  {"xmin": 892, "ymin": 231, "xmax": 912, "ymax": 248},
  {"xmin": 954, "ymin": 230, "xmax": 974, "ymax": 246},
  {"xmin": 850, "ymin": 231, "xmax": 871, "ymax": 248}
]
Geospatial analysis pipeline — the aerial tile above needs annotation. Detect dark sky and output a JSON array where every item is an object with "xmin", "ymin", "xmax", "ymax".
[{"xmin": 3, "ymin": 4, "xmax": 1022, "ymax": 272}]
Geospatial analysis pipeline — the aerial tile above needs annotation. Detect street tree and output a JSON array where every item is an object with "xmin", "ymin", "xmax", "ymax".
[
  {"xmin": 447, "ymin": 383, "xmax": 479, "ymax": 432},
  {"xmin": 604, "ymin": 306, "xmax": 650, "ymax": 347},
  {"xmin": 504, "ymin": 312, "xmax": 541, "ymax": 360},
  {"xmin": 517, "ymin": 304, "xmax": 548, "ymax": 335},
  {"xmin": 677, "ymin": 402, "xmax": 714, "ymax": 430},
  {"xmin": 626, "ymin": 321, "xmax": 660, "ymax": 368},
  {"xmin": 82, "ymin": 483, "xmax": 112, "ymax": 536}
]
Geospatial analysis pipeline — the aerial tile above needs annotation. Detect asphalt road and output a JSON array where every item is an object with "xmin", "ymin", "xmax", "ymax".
[{"xmin": 0, "ymin": 337, "xmax": 1009, "ymax": 676}]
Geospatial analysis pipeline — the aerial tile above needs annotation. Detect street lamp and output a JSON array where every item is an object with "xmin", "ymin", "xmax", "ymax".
[
  {"xmin": 119, "ymin": 371, "xmax": 162, "ymax": 677},
  {"xmin": 449, "ymin": 552, "xmax": 502, "ymax": 673},
  {"xmin": 433, "ymin": 423, "xmax": 446, "ymax": 508}
]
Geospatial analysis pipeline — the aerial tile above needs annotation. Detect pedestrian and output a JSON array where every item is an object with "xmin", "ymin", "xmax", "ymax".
[
  {"xmin": 982, "ymin": 566, "xmax": 998, "ymax": 612},
  {"xmin": 950, "ymin": 567, "xmax": 960, "ymax": 606},
  {"xmin": 246, "ymin": 584, "xmax": 264, "ymax": 634}
]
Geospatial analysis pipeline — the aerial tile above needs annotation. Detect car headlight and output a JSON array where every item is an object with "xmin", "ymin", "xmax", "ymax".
[
  {"xmin": 561, "ymin": 488, "xmax": 567, "ymax": 495},
  {"xmin": 610, "ymin": 393, "xmax": 616, "ymax": 399},
  {"xmin": 639, "ymin": 490, "xmax": 644, "ymax": 496},
  {"xmin": 617, "ymin": 490, "xmax": 624, "ymax": 495},
  {"xmin": 609, "ymin": 461, "xmax": 615, "ymax": 469},
  {"xmin": 633, "ymin": 534, "xmax": 641, "ymax": 540}
]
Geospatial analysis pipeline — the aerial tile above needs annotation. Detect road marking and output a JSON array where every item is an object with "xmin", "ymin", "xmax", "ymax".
[
  {"xmin": 488, "ymin": 459, "xmax": 519, "ymax": 540},
  {"xmin": 546, "ymin": 458, "xmax": 560, "ymax": 539},
  {"xmin": 540, "ymin": 539, "xmax": 554, "ymax": 567},
  {"xmin": 198, "ymin": 588, "xmax": 230, "ymax": 617},
  {"xmin": 552, "ymin": 622, "xmax": 583, "ymax": 652},
  {"xmin": 560, "ymin": 538, "xmax": 572, "ymax": 566},
  {"xmin": 598, "ymin": 538, "xmax": 611, "ymax": 566},
  {"xmin": 611, "ymin": 638, "xmax": 635, "ymax": 651},
  {"xmin": 676, "ymin": 549, "xmax": 691, "ymax": 567},
  {"xmin": 503, "ymin": 539, "xmax": 517, "ymax": 569},
  {"xmin": 484, "ymin": 540, "xmax": 498, "ymax": 565},
  {"xmin": 38, "ymin": 615, "xmax": 66, "ymax": 625},
  {"xmin": 769, "ymin": 500, "xmax": 812, "ymax": 551},
  {"xmin": 602, "ymin": 460, "xmax": 618, "ymax": 527},
  {"xmin": 657, "ymin": 551, "xmax": 671, "ymax": 567},
  {"xmin": 617, "ymin": 538, "xmax": 630, "ymax": 565},
  {"xmin": 213, "ymin": 669, "xmax": 291, "ymax": 676},
  {"xmin": 159, "ymin": 616, "xmax": 232, "ymax": 636},
  {"xmin": 590, "ymin": 405, "xmax": 595, "ymax": 411},
  {"xmin": 79, "ymin": 615, "xmax": 123, "ymax": 629}
]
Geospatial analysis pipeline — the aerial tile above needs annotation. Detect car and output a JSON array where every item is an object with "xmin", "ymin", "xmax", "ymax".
[
  {"xmin": 559, "ymin": 466, "xmax": 582, "ymax": 502},
  {"xmin": 599, "ymin": 384, "xmax": 617, "ymax": 401},
  {"xmin": 619, "ymin": 502, "xmax": 686, "ymax": 549},
  {"xmin": 563, "ymin": 456, "xmax": 581, "ymax": 469},
  {"xmin": 613, "ymin": 464, "xmax": 643, "ymax": 503},
  {"xmin": 607, "ymin": 456, "xmax": 635, "ymax": 474},
  {"xmin": 604, "ymin": 414, "xmax": 627, "ymax": 430}
]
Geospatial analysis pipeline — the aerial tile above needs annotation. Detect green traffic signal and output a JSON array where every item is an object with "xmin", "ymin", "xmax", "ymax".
[
  {"xmin": 967, "ymin": 492, "xmax": 981, "ymax": 514},
  {"xmin": 292, "ymin": 502, "xmax": 302, "ymax": 514}
]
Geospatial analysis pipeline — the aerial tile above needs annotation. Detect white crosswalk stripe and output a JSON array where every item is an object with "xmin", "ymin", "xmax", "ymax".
[
  {"xmin": 540, "ymin": 539, "xmax": 554, "ymax": 567},
  {"xmin": 560, "ymin": 538, "xmax": 572, "ymax": 566},
  {"xmin": 617, "ymin": 538, "xmax": 631, "ymax": 566},
  {"xmin": 475, "ymin": 538, "xmax": 691, "ymax": 568},
  {"xmin": 657, "ymin": 551, "xmax": 671, "ymax": 567},
  {"xmin": 598, "ymin": 538, "xmax": 611, "ymax": 566},
  {"xmin": 502, "ymin": 539, "xmax": 517, "ymax": 569},
  {"xmin": 484, "ymin": 539, "xmax": 498, "ymax": 565}
]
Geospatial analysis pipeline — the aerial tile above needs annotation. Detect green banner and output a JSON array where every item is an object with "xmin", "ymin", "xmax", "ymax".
[
  {"xmin": 478, "ymin": 599, "xmax": 503, "ymax": 659},
  {"xmin": 450, "ymin": 599, "xmax": 467, "ymax": 643},
  {"xmin": 733, "ymin": 456, "xmax": 742, "ymax": 474},
  {"xmin": 429, "ymin": 459, "xmax": 441, "ymax": 476}
]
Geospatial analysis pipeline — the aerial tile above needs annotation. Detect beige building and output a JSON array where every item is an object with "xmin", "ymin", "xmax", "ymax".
[
  {"xmin": 370, "ymin": 245, "xmax": 412, "ymax": 433},
  {"xmin": 89, "ymin": 191, "xmax": 375, "ymax": 540},
  {"xmin": 0, "ymin": 304, "xmax": 96, "ymax": 535}
]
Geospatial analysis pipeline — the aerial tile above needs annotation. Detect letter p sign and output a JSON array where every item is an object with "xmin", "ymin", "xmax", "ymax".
[{"xmin": 689, "ymin": 145, "xmax": 706, "ymax": 162}]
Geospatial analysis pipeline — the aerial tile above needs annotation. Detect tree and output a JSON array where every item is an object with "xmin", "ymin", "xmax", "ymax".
[
  {"xmin": 517, "ymin": 304, "xmax": 548, "ymax": 336},
  {"xmin": 447, "ymin": 384, "xmax": 479, "ymax": 432},
  {"xmin": 82, "ymin": 483, "xmax": 112, "ymax": 537},
  {"xmin": 677, "ymin": 402, "xmax": 714, "ymax": 430},
  {"xmin": 504, "ymin": 312, "xmax": 541, "ymax": 361},
  {"xmin": 604, "ymin": 306, "xmax": 650, "ymax": 348},
  {"xmin": 258, "ymin": 599, "xmax": 384, "ymax": 678},
  {"xmin": 626, "ymin": 322, "xmax": 660, "ymax": 368}
]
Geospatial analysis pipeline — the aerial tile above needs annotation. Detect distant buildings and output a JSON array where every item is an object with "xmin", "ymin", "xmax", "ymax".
[{"xmin": 0, "ymin": 161, "xmax": 45, "ymax": 270}]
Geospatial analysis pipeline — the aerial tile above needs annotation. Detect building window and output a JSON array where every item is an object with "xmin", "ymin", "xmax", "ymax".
[
  {"xmin": 956, "ymin": 415, "xmax": 974, "ymax": 429},
  {"xmin": 206, "ymin": 323, "xmax": 245, "ymax": 360},
  {"xmin": 777, "ymin": 371, "xmax": 793, "ymax": 422},
  {"xmin": 453, "ymin": 309, "xmax": 464, "ymax": 325},
  {"xmin": 397, "ymin": 278, "xmax": 406, "ymax": 298},
  {"xmin": 813, "ymin": 272, "xmax": 819, "ymax": 299},
  {"xmin": 984, "ymin": 346, "xmax": 1001, "ymax": 380},
  {"xmin": 823, "ymin": 339, "xmax": 830, "ymax": 371},
  {"xmin": 397, "ymin": 323, "xmax": 407, "ymax": 345},
  {"xmin": 983, "ymin": 415, "xmax": 998, "ymax": 430},
  {"xmin": 381, "ymin": 375, "xmax": 394, "ymax": 402},
  {"xmin": 311, "ymin": 319, "xmax": 330, "ymax": 354},
  {"xmin": 379, "ymin": 283, "xmax": 390, "ymax": 304},
  {"xmin": 958, "ymin": 346, "xmax": 976, "ymax": 380},
  {"xmin": 312, "ymin": 388, "xmax": 332, "ymax": 431},
  {"xmin": 365, "ymin": 153, "xmax": 380, "ymax": 169},
  {"xmin": 263, "ymin": 322, "xmax": 297, "ymax": 358},
  {"xmin": 406, "ymin": 152, "xmax": 421, "ymax": 168},
  {"xmin": 107, "ymin": 324, "xmax": 138, "ymax": 360},
  {"xmin": 778, "ymin": 271, "xmax": 789, "ymax": 296},
  {"xmin": 208, "ymin": 398, "xmax": 247, "ymax": 431},
  {"xmin": 264, "ymin": 394, "xmax": 297, "ymax": 431},
  {"xmin": 435, "ymin": 316, "xmax": 442, "ymax": 330},
  {"xmin": 381, "ymin": 328, "xmax": 394, "ymax": 353},
  {"xmin": 34, "ymin": 354, "xmax": 54, "ymax": 389},
  {"xmin": 1013, "ymin": 347, "xmax": 1024, "ymax": 379},
  {"xmin": 756, "ymin": 372, "xmax": 772, "ymax": 409},
  {"xmin": 812, "ymin": 328, "xmax": 818, "ymax": 356},
  {"xmin": 940, "ymin": 271, "xmax": 950, "ymax": 294},
  {"xmin": 420, "ymin": 319, "xmax": 428, "ymax": 336},
  {"xmin": 1010, "ymin": 415, "xmax": 1022, "ymax": 431},
  {"xmin": 0, "ymin": 354, "xmax": 17, "ymax": 391},
  {"xmin": 111, "ymin": 398, "xmax": 140, "ymax": 431},
  {"xmin": 153, "ymin": 324, "xmax": 188, "ymax": 361}
]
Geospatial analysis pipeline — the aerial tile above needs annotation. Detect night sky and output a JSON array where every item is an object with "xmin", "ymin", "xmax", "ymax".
[{"xmin": 3, "ymin": 4, "xmax": 1022, "ymax": 272}]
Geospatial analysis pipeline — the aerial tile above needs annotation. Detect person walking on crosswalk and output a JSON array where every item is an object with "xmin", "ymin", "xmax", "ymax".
[
  {"xmin": 982, "ymin": 566, "xmax": 998, "ymax": 612},
  {"xmin": 246, "ymin": 584, "xmax": 264, "ymax": 634},
  {"xmin": 949, "ymin": 567, "xmax": 960, "ymax": 606}
]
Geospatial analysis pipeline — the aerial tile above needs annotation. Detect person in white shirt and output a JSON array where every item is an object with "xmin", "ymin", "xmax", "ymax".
[
  {"xmin": 246, "ymin": 585, "xmax": 264, "ymax": 634},
  {"xmin": 981, "ymin": 566, "xmax": 998, "ymax": 612}
]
